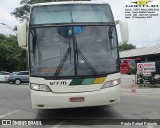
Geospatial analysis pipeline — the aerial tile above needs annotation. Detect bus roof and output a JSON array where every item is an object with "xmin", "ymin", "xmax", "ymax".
[{"xmin": 32, "ymin": 1, "xmax": 109, "ymax": 7}]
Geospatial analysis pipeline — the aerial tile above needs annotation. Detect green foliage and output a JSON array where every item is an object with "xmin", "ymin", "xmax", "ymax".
[
  {"xmin": 11, "ymin": 0, "xmax": 52, "ymax": 21},
  {"xmin": 119, "ymin": 43, "xmax": 136, "ymax": 51},
  {"xmin": 11, "ymin": 0, "xmax": 91, "ymax": 21},
  {"xmin": 0, "ymin": 34, "xmax": 26, "ymax": 72}
]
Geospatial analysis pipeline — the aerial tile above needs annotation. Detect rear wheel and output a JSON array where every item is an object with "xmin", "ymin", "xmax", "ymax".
[
  {"xmin": 138, "ymin": 78, "xmax": 143, "ymax": 84},
  {"xmin": 15, "ymin": 79, "xmax": 21, "ymax": 85},
  {"xmin": 150, "ymin": 79, "xmax": 156, "ymax": 85}
]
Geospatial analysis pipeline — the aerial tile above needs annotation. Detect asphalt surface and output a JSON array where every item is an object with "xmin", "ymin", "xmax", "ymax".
[{"xmin": 0, "ymin": 75, "xmax": 160, "ymax": 128}]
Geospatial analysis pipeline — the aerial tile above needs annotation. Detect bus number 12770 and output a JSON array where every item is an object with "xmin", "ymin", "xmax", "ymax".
[{"xmin": 50, "ymin": 81, "xmax": 67, "ymax": 86}]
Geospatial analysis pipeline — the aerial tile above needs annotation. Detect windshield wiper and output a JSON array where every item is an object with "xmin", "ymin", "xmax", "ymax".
[
  {"xmin": 54, "ymin": 47, "xmax": 71, "ymax": 78},
  {"xmin": 30, "ymin": 29, "xmax": 37, "ymax": 54},
  {"xmin": 76, "ymin": 49, "xmax": 99, "ymax": 76},
  {"xmin": 108, "ymin": 26, "xmax": 114, "ymax": 50},
  {"xmin": 74, "ymin": 37, "xmax": 99, "ymax": 76}
]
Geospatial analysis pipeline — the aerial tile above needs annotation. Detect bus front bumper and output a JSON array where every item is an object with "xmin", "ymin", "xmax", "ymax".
[{"xmin": 31, "ymin": 85, "xmax": 120, "ymax": 109}]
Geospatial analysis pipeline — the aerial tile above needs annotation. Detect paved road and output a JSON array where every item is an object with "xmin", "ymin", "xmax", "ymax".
[
  {"xmin": 0, "ymin": 83, "xmax": 160, "ymax": 128},
  {"xmin": 121, "ymin": 74, "xmax": 136, "ymax": 88},
  {"xmin": 121, "ymin": 74, "xmax": 160, "ymax": 88}
]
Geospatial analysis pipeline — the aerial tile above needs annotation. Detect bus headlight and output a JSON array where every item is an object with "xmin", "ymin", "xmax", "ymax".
[
  {"xmin": 30, "ymin": 84, "xmax": 51, "ymax": 92},
  {"xmin": 102, "ymin": 79, "xmax": 120, "ymax": 89}
]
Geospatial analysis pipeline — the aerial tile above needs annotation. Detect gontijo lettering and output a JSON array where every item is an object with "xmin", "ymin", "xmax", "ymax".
[{"xmin": 131, "ymin": 0, "xmax": 152, "ymax": 5}]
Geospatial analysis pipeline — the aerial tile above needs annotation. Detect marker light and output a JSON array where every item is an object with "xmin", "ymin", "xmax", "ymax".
[
  {"xmin": 30, "ymin": 84, "xmax": 51, "ymax": 92},
  {"xmin": 102, "ymin": 79, "xmax": 120, "ymax": 89}
]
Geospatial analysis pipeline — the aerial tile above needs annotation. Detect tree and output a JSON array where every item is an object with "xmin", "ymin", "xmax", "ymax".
[
  {"xmin": 0, "ymin": 34, "xmax": 26, "ymax": 71},
  {"xmin": 11, "ymin": 0, "xmax": 90, "ymax": 21},
  {"xmin": 11, "ymin": 0, "xmax": 52, "ymax": 21},
  {"xmin": 119, "ymin": 43, "xmax": 136, "ymax": 51}
]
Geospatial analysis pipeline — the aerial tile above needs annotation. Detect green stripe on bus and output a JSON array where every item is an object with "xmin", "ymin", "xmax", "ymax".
[
  {"xmin": 69, "ymin": 79, "xmax": 84, "ymax": 85},
  {"xmin": 81, "ymin": 78, "xmax": 95, "ymax": 85},
  {"xmin": 69, "ymin": 77, "xmax": 107, "ymax": 85}
]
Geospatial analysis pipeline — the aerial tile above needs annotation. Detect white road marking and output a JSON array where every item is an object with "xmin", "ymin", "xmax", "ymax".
[
  {"xmin": 147, "ymin": 126, "xmax": 153, "ymax": 128},
  {"xmin": 0, "ymin": 109, "xmax": 21, "ymax": 118},
  {"xmin": 1, "ymin": 100, "xmax": 6, "ymax": 102},
  {"xmin": 51, "ymin": 115, "xmax": 72, "ymax": 128}
]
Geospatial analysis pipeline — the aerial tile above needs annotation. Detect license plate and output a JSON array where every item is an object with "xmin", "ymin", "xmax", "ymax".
[{"xmin": 69, "ymin": 97, "xmax": 85, "ymax": 102}]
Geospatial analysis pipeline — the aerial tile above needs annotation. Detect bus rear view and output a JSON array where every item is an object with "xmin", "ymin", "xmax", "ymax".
[{"xmin": 17, "ymin": 1, "xmax": 128, "ymax": 109}]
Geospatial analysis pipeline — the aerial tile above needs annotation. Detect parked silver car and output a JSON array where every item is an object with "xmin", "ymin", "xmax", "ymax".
[{"xmin": 8, "ymin": 71, "xmax": 29, "ymax": 85}]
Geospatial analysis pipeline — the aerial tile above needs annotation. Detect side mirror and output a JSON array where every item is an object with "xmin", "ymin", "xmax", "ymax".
[
  {"xmin": 116, "ymin": 20, "xmax": 129, "ymax": 43},
  {"xmin": 17, "ymin": 22, "xmax": 27, "ymax": 49}
]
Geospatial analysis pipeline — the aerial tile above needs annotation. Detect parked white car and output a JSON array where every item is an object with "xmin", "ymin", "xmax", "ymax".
[{"xmin": 0, "ymin": 71, "xmax": 10, "ymax": 82}]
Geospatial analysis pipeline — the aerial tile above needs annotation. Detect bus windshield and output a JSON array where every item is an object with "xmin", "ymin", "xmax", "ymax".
[
  {"xmin": 29, "ymin": 26, "xmax": 119, "ymax": 78},
  {"xmin": 31, "ymin": 4, "xmax": 114, "ymax": 25},
  {"xmin": 29, "ymin": 4, "xmax": 119, "ymax": 78}
]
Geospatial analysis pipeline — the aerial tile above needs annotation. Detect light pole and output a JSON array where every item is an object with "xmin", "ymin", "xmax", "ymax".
[{"xmin": 0, "ymin": 23, "xmax": 17, "ymax": 34}]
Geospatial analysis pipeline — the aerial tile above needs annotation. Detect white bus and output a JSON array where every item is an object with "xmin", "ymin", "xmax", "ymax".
[{"xmin": 17, "ymin": 1, "xmax": 128, "ymax": 109}]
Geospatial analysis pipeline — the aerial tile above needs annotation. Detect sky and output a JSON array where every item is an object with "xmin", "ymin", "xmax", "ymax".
[
  {"xmin": 0, "ymin": 0, "xmax": 21, "ymax": 35},
  {"xmin": 0, "ymin": 0, "xmax": 160, "ymax": 48}
]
